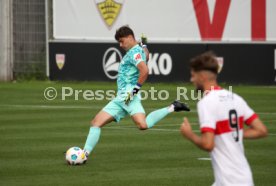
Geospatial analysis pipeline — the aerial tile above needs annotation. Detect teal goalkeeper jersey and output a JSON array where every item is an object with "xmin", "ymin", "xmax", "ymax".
[{"xmin": 117, "ymin": 44, "xmax": 146, "ymax": 95}]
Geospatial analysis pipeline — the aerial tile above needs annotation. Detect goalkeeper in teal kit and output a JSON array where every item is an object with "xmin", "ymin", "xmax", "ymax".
[{"xmin": 83, "ymin": 26, "xmax": 190, "ymax": 160}]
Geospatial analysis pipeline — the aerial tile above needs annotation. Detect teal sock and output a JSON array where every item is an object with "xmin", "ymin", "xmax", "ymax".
[
  {"xmin": 146, "ymin": 107, "xmax": 170, "ymax": 128},
  {"xmin": 84, "ymin": 126, "xmax": 101, "ymax": 154}
]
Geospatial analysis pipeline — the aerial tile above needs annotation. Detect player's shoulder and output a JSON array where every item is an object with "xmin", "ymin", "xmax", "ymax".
[
  {"xmin": 200, "ymin": 89, "xmax": 247, "ymax": 105},
  {"xmin": 128, "ymin": 45, "xmax": 145, "ymax": 63},
  {"xmin": 129, "ymin": 44, "xmax": 143, "ymax": 54},
  {"xmin": 198, "ymin": 89, "xmax": 220, "ymax": 104},
  {"xmin": 197, "ymin": 89, "xmax": 230, "ymax": 106},
  {"xmin": 197, "ymin": 92, "xmax": 215, "ymax": 109},
  {"xmin": 231, "ymin": 91, "xmax": 248, "ymax": 106}
]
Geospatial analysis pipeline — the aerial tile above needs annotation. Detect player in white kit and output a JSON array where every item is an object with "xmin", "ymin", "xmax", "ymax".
[{"xmin": 180, "ymin": 52, "xmax": 268, "ymax": 186}]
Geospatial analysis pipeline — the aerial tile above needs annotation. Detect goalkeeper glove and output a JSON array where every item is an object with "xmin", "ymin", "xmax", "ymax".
[
  {"xmin": 124, "ymin": 83, "xmax": 142, "ymax": 105},
  {"xmin": 140, "ymin": 33, "xmax": 147, "ymax": 48}
]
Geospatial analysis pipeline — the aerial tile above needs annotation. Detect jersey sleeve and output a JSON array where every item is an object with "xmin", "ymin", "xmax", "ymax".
[
  {"xmin": 241, "ymin": 98, "xmax": 258, "ymax": 126},
  {"xmin": 131, "ymin": 52, "xmax": 144, "ymax": 66},
  {"xmin": 197, "ymin": 100, "xmax": 216, "ymax": 133}
]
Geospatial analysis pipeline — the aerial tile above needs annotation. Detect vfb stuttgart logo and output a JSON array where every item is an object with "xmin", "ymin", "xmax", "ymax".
[
  {"xmin": 103, "ymin": 47, "xmax": 122, "ymax": 79},
  {"xmin": 95, "ymin": 0, "xmax": 124, "ymax": 29},
  {"xmin": 55, "ymin": 54, "xmax": 65, "ymax": 70}
]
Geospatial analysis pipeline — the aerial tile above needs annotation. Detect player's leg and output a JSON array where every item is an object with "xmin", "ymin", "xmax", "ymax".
[
  {"xmin": 131, "ymin": 107, "xmax": 171, "ymax": 129},
  {"xmin": 83, "ymin": 110, "xmax": 114, "ymax": 156},
  {"xmin": 84, "ymin": 98, "xmax": 127, "ymax": 157},
  {"xmin": 131, "ymin": 100, "xmax": 190, "ymax": 129},
  {"xmin": 131, "ymin": 113, "xmax": 147, "ymax": 130}
]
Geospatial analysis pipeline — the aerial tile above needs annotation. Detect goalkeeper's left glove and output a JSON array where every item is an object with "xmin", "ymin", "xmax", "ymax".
[
  {"xmin": 140, "ymin": 33, "xmax": 147, "ymax": 48},
  {"xmin": 124, "ymin": 83, "xmax": 142, "ymax": 105}
]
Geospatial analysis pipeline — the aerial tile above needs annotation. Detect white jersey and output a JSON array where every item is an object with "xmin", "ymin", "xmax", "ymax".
[{"xmin": 197, "ymin": 87, "xmax": 258, "ymax": 186}]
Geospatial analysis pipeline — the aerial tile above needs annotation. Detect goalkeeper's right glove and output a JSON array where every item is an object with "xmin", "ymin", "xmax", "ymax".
[{"xmin": 124, "ymin": 83, "xmax": 142, "ymax": 105}]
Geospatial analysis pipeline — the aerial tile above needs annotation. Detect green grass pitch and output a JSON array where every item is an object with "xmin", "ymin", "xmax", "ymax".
[{"xmin": 0, "ymin": 81, "xmax": 276, "ymax": 186}]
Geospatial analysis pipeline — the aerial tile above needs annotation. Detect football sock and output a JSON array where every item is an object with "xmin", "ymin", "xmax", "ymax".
[
  {"xmin": 167, "ymin": 104, "xmax": 175, "ymax": 113},
  {"xmin": 146, "ymin": 107, "xmax": 170, "ymax": 128},
  {"xmin": 83, "ymin": 126, "xmax": 101, "ymax": 155}
]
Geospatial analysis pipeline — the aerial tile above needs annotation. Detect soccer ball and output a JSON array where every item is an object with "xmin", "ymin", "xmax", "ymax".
[{"xmin": 65, "ymin": 147, "xmax": 86, "ymax": 165}]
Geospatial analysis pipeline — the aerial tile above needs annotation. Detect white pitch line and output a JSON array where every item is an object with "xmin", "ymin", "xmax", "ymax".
[
  {"xmin": 198, "ymin": 158, "xmax": 211, "ymax": 161},
  {"xmin": 104, "ymin": 126, "xmax": 276, "ymax": 136},
  {"xmin": 2, "ymin": 104, "xmax": 276, "ymax": 126},
  {"xmin": 105, "ymin": 126, "xmax": 184, "ymax": 132},
  {"xmin": 0, "ymin": 104, "xmax": 99, "ymax": 109},
  {"xmin": 1, "ymin": 104, "xmax": 276, "ymax": 115},
  {"xmin": 258, "ymin": 112, "xmax": 276, "ymax": 115},
  {"xmin": 1, "ymin": 105, "xmax": 276, "ymax": 135},
  {"xmin": 155, "ymin": 123, "xmax": 199, "ymax": 126}
]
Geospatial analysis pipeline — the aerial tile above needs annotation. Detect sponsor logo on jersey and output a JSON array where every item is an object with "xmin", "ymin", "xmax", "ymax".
[
  {"xmin": 103, "ymin": 47, "xmax": 122, "ymax": 79},
  {"xmin": 95, "ymin": 0, "xmax": 124, "ymax": 29},
  {"xmin": 134, "ymin": 53, "xmax": 141, "ymax": 61},
  {"xmin": 55, "ymin": 54, "xmax": 65, "ymax": 70}
]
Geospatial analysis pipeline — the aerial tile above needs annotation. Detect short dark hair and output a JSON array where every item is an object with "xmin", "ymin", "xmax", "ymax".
[
  {"xmin": 115, "ymin": 25, "xmax": 135, "ymax": 41},
  {"xmin": 190, "ymin": 51, "xmax": 219, "ymax": 75}
]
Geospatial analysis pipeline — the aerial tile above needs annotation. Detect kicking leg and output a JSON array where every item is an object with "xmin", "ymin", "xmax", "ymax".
[
  {"xmin": 131, "ymin": 113, "xmax": 147, "ymax": 130},
  {"xmin": 132, "ymin": 107, "xmax": 171, "ymax": 129},
  {"xmin": 131, "ymin": 100, "xmax": 190, "ymax": 129}
]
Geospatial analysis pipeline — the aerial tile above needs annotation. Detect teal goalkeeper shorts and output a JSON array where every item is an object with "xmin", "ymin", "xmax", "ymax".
[{"xmin": 102, "ymin": 94, "xmax": 145, "ymax": 122}]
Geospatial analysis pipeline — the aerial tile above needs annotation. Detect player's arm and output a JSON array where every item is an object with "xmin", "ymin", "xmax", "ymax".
[
  {"xmin": 124, "ymin": 60, "xmax": 148, "ymax": 105},
  {"xmin": 180, "ymin": 117, "xmax": 215, "ymax": 152},
  {"xmin": 243, "ymin": 118, "xmax": 268, "ymax": 139},
  {"xmin": 143, "ymin": 47, "xmax": 149, "ymax": 62},
  {"xmin": 137, "ymin": 62, "xmax": 149, "ymax": 85},
  {"xmin": 140, "ymin": 34, "xmax": 149, "ymax": 62}
]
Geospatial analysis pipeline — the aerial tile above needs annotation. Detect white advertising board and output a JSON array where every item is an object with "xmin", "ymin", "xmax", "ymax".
[{"xmin": 53, "ymin": 0, "xmax": 276, "ymax": 42}]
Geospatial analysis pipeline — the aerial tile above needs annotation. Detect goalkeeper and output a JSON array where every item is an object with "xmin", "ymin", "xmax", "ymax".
[{"xmin": 83, "ymin": 26, "xmax": 190, "ymax": 159}]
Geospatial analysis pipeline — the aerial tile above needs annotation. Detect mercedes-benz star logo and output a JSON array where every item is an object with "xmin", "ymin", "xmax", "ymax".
[{"xmin": 103, "ymin": 47, "xmax": 122, "ymax": 79}]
